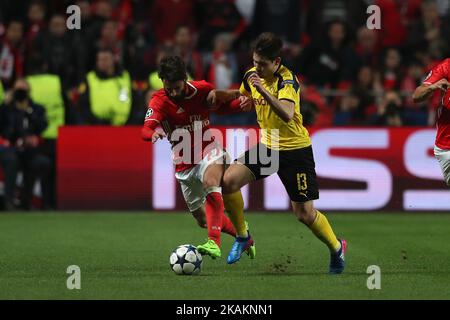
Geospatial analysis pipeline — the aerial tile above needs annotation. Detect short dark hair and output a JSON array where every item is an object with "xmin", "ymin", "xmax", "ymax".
[
  {"xmin": 253, "ymin": 32, "xmax": 283, "ymax": 61},
  {"xmin": 158, "ymin": 55, "xmax": 187, "ymax": 82}
]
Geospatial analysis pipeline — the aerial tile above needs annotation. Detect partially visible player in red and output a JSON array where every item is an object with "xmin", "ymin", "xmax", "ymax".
[
  {"xmin": 413, "ymin": 58, "xmax": 450, "ymax": 186},
  {"xmin": 142, "ymin": 55, "xmax": 255, "ymax": 259}
]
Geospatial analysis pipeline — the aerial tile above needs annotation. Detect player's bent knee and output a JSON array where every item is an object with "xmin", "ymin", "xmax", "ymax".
[
  {"xmin": 222, "ymin": 175, "xmax": 240, "ymax": 194},
  {"xmin": 203, "ymin": 178, "xmax": 220, "ymax": 190}
]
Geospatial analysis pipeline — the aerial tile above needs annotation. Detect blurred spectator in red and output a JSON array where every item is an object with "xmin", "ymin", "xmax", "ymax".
[
  {"xmin": 112, "ymin": 0, "xmax": 133, "ymax": 40},
  {"xmin": 376, "ymin": 47, "xmax": 403, "ymax": 91},
  {"xmin": 375, "ymin": 0, "xmax": 422, "ymax": 49},
  {"xmin": 173, "ymin": 26, "xmax": 204, "ymax": 80},
  {"xmin": 298, "ymin": 20, "xmax": 359, "ymax": 88},
  {"xmin": 0, "ymin": 20, "xmax": 25, "ymax": 90},
  {"xmin": 151, "ymin": 0, "xmax": 196, "ymax": 46},
  {"xmin": 196, "ymin": 0, "xmax": 246, "ymax": 51},
  {"xmin": 354, "ymin": 27, "xmax": 380, "ymax": 68},
  {"xmin": 204, "ymin": 33, "xmax": 239, "ymax": 90},
  {"xmin": 400, "ymin": 59, "xmax": 429, "ymax": 125},
  {"xmin": 408, "ymin": 0, "xmax": 448, "ymax": 59},
  {"xmin": 25, "ymin": 1, "xmax": 46, "ymax": 50}
]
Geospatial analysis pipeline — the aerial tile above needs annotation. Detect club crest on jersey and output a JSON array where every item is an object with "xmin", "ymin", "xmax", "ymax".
[{"xmin": 145, "ymin": 108, "xmax": 154, "ymax": 119}]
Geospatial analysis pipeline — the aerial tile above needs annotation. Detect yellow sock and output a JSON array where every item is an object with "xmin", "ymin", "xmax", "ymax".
[
  {"xmin": 308, "ymin": 210, "xmax": 340, "ymax": 252},
  {"xmin": 223, "ymin": 190, "xmax": 247, "ymax": 237}
]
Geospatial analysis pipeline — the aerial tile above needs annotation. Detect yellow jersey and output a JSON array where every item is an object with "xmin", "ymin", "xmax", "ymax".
[{"xmin": 239, "ymin": 65, "xmax": 311, "ymax": 150}]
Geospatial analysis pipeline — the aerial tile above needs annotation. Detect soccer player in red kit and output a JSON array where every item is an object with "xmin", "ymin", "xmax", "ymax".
[
  {"xmin": 413, "ymin": 58, "xmax": 450, "ymax": 186},
  {"xmin": 142, "ymin": 55, "xmax": 255, "ymax": 259}
]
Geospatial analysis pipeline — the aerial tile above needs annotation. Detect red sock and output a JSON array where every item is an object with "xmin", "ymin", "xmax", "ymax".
[
  {"xmin": 221, "ymin": 213, "xmax": 236, "ymax": 237},
  {"xmin": 205, "ymin": 192, "xmax": 224, "ymax": 246}
]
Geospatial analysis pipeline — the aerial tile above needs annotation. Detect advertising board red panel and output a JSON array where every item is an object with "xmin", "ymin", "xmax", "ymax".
[{"xmin": 57, "ymin": 127, "xmax": 450, "ymax": 211}]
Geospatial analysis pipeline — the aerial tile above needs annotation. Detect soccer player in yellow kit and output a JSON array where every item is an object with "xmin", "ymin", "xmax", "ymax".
[{"xmin": 219, "ymin": 33, "xmax": 346, "ymax": 274}]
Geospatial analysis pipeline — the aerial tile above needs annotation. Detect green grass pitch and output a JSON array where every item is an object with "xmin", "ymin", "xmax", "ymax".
[{"xmin": 0, "ymin": 212, "xmax": 449, "ymax": 300}]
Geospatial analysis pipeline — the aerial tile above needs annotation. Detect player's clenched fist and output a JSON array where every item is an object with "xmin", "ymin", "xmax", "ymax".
[
  {"xmin": 248, "ymin": 73, "xmax": 265, "ymax": 94},
  {"xmin": 151, "ymin": 130, "xmax": 166, "ymax": 143}
]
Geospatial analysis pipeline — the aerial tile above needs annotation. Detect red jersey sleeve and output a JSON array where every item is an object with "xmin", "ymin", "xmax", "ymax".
[
  {"xmin": 190, "ymin": 80, "xmax": 216, "ymax": 111},
  {"xmin": 423, "ymin": 59, "xmax": 450, "ymax": 85},
  {"xmin": 214, "ymin": 98, "xmax": 244, "ymax": 114},
  {"xmin": 142, "ymin": 96, "xmax": 165, "ymax": 141},
  {"xmin": 196, "ymin": 80, "xmax": 215, "ymax": 94}
]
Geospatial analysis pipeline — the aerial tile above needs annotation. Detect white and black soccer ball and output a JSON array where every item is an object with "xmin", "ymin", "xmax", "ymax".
[{"xmin": 169, "ymin": 244, "xmax": 203, "ymax": 275}]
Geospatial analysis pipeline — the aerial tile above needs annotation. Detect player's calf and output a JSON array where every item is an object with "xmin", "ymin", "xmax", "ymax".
[
  {"xmin": 192, "ymin": 209, "xmax": 207, "ymax": 228},
  {"xmin": 292, "ymin": 201, "xmax": 316, "ymax": 226}
]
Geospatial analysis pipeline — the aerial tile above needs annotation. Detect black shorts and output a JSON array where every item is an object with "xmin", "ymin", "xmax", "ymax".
[{"xmin": 236, "ymin": 143, "xmax": 319, "ymax": 203}]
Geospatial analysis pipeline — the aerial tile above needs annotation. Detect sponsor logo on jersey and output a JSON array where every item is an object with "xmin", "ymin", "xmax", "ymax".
[{"xmin": 253, "ymin": 98, "xmax": 268, "ymax": 106}]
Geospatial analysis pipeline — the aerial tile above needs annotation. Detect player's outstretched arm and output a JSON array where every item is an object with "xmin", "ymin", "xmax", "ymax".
[
  {"xmin": 142, "ymin": 97, "xmax": 166, "ymax": 143},
  {"xmin": 142, "ymin": 125, "xmax": 166, "ymax": 143},
  {"xmin": 206, "ymin": 90, "xmax": 254, "ymax": 114},
  {"xmin": 413, "ymin": 79, "xmax": 450, "ymax": 103},
  {"xmin": 206, "ymin": 89, "xmax": 241, "ymax": 106}
]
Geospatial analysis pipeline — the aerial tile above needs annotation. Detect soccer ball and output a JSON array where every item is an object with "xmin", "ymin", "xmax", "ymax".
[{"xmin": 169, "ymin": 244, "xmax": 203, "ymax": 275}]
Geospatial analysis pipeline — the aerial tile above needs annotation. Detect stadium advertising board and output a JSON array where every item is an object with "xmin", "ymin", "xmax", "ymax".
[{"xmin": 58, "ymin": 127, "xmax": 450, "ymax": 211}]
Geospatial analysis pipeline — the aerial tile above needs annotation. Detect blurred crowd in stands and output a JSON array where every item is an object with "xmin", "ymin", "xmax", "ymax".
[
  {"xmin": 0, "ymin": 0, "xmax": 449, "ymax": 127},
  {"xmin": 0, "ymin": 0, "xmax": 449, "ymax": 209}
]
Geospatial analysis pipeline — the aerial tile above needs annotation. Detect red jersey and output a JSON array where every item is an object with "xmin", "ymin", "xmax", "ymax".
[
  {"xmin": 143, "ymin": 80, "xmax": 219, "ymax": 172},
  {"xmin": 423, "ymin": 58, "xmax": 450, "ymax": 149}
]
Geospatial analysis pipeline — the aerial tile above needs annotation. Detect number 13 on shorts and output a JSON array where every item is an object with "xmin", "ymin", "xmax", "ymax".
[{"xmin": 297, "ymin": 173, "xmax": 308, "ymax": 191}]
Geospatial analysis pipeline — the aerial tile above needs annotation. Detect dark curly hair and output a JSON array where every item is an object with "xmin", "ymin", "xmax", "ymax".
[{"xmin": 157, "ymin": 55, "xmax": 187, "ymax": 82}]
